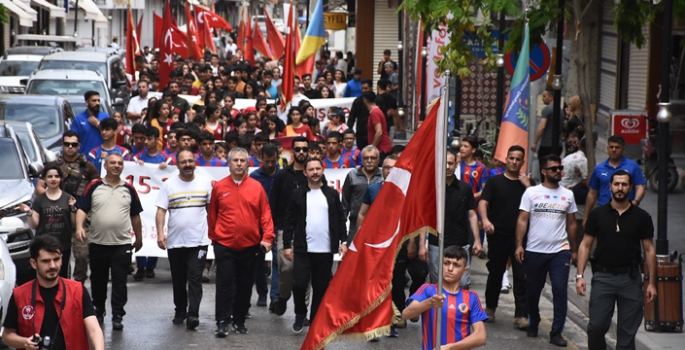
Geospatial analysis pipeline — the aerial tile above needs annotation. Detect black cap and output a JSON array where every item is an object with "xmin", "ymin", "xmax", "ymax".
[{"xmin": 354, "ymin": 68, "xmax": 362, "ymax": 75}]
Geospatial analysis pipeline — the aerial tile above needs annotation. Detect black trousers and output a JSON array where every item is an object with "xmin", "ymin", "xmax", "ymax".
[
  {"xmin": 214, "ymin": 243, "xmax": 258, "ymax": 325},
  {"xmin": 168, "ymin": 246, "xmax": 208, "ymax": 317},
  {"xmin": 253, "ymin": 246, "xmax": 268, "ymax": 297},
  {"xmin": 293, "ymin": 252, "xmax": 333, "ymax": 321},
  {"xmin": 407, "ymin": 256, "xmax": 428, "ymax": 296},
  {"xmin": 60, "ymin": 248, "xmax": 71, "ymax": 279},
  {"xmin": 485, "ymin": 233, "xmax": 527, "ymax": 318},
  {"xmin": 89, "ymin": 243, "xmax": 131, "ymax": 317},
  {"xmin": 392, "ymin": 246, "xmax": 408, "ymax": 313},
  {"xmin": 356, "ymin": 137, "xmax": 369, "ymax": 151}
]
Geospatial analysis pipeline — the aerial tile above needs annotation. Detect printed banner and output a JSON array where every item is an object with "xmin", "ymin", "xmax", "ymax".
[
  {"xmin": 426, "ymin": 23, "xmax": 450, "ymax": 104},
  {"xmin": 120, "ymin": 162, "xmax": 354, "ymax": 259}
]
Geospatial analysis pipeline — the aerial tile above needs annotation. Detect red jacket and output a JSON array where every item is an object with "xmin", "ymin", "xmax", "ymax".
[
  {"xmin": 208, "ymin": 175, "xmax": 275, "ymax": 250},
  {"xmin": 12, "ymin": 278, "xmax": 89, "ymax": 350}
]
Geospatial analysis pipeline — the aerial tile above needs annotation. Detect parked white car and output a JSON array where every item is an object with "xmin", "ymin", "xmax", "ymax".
[{"xmin": 0, "ymin": 233, "xmax": 17, "ymax": 342}]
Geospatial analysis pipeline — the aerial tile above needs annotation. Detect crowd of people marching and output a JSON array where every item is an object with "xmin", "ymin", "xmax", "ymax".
[{"xmin": 1, "ymin": 35, "xmax": 656, "ymax": 350}]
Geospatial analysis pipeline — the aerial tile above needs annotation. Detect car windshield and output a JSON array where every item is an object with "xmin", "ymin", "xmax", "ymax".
[
  {"xmin": 39, "ymin": 60, "xmax": 107, "ymax": 78},
  {"xmin": 0, "ymin": 139, "xmax": 24, "ymax": 179},
  {"xmin": 0, "ymin": 60, "xmax": 40, "ymax": 76},
  {"xmin": 3, "ymin": 105, "xmax": 61, "ymax": 140},
  {"xmin": 27, "ymin": 79, "xmax": 108, "ymax": 101}
]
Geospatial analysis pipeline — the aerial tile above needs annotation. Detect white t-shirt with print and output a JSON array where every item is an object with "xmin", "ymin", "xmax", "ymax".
[
  {"xmin": 560, "ymin": 151, "xmax": 588, "ymax": 188},
  {"xmin": 519, "ymin": 184, "xmax": 577, "ymax": 253},
  {"xmin": 155, "ymin": 175, "xmax": 213, "ymax": 249}
]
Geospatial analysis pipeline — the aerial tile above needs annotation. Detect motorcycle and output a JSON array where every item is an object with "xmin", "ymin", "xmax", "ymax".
[{"xmin": 641, "ymin": 132, "xmax": 679, "ymax": 193}]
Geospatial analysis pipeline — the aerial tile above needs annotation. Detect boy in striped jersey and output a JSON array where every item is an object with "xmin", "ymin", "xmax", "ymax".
[
  {"xmin": 403, "ymin": 246, "xmax": 488, "ymax": 350},
  {"xmin": 87, "ymin": 118, "xmax": 132, "ymax": 175}
]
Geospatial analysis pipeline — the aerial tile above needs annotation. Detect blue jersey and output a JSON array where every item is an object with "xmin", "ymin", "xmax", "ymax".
[
  {"xmin": 195, "ymin": 155, "xmax": 226, "ymax": 167},
  {"xmin": 488, "ymin": 166, "xmax": 505, "ymax": 177},
  {"xmin": 342, "ymin": 147, "xmax": 362, "ymax": 166},
  {"xmin": 589, "ymin": 157, "xmax": 645, "ymax": 205},
  {"xmin": 460, "ymin": 161, "xmax": 489, "ymax": 195},
  {"xmin": 408, "ymin": 284, "xmax": 488, "ymax": 350},
  {"xmin": 248, "ymin": 154, "xmax": 262, "ymax": 167},
  {"xmin": 87, "ymin": 145, "xmax": 131, "ymax": 175},
  {"xmin": 70, "ymin": 110, "xmax": 109, "ymax": 154},
  {"xmin": 362, "ymin": 182, "xmax": 383, "ymax": 205},
  {"xmin": 135, "ymin": 152, "xmax": 172, "ymax": 165},
  {"xmin": 322, "ymin": 154, "xmax": 354, "ymax": 169}
]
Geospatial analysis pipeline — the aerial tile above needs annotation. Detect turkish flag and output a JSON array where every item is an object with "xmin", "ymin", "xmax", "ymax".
[
  {"xmin": 195, "ymin": 6, "xmax": 216, "ymax": 53},
  {"xmin": 237, "ymin": 6, "xmax": 246, "ymax": 54},
  {"xmin": 195, "ymin": 6, "xmax": 232, "ymax": 31},
  {"xmin": 243, "ymin": 14, "xmax": 254, "ymax": 64},
  {"xmin": 280, "ymin": 7, "xmax": 296, "ymax": 110},
  {"xmin": 301, "ymin": 96, "xmax": 445, "ymax": 349},
  {"xmin": 185, "ymin": 3, "xmax": 203, "ymax": 60},
  {"xmin": 125, "ymin": 6, "xmax": 140, "ymax": 81},
  {"xmin": 252, "ymin": 20, "xmax": 272, "ymax": 59},
  {"xmin": 158, "ymin": 0, "xmax": 174, "ymax": 90},
  {"xmin": 154, "ymin": 13, "xmax": 188, "ymax": 59},
  {"xmin": 136, "ymin": 14, "xmax": 143, "ymax": 46},
  {"xmin": 264, "ymin": 7, "xmax": 284, "ymax": 59}
]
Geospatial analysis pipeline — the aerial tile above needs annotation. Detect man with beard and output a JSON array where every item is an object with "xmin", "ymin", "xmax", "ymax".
[
  {"xmin": 168, "ymin": 81, "xmax": 190, "ymax": 123},
  {"xmin": 2, "ymin": 236, "xmax": 105, "ymax": 350},
  {"xmin": 479, "ymin": 145, "xmax": 531, "ymax": 329},
  {"xmin": 155, "ymin": 150, "xmax": 212, "ymax": 330},
  {"xmin": 75, "ymin": 153, "xmax": 143, "ymax": 331},
  {"xmin": 271, "ymin": 137, "xmax": 314, "ymax": 316},
  {"xmin": 127, "ymin": 80, "xmax": 151, "ymax": 124},
  {"xmin": 346, "ymin": 79, "xmax": 373, "ymax": 150},
  {"xmin": 283, "ymin": 158, "xmax": 347, "ymax": 333},
  {"xmin": 515, "ymin": 154, "xmax": 577, "ymax": 347},
  {"xmin": 209, "ymin": 148, "xmax": 274, "ymax": 337},
  {"xmin": 575, "ymin": 170, "xmax": 656, "ymax": 350},
  {"xmin": 70, "ymin": 91, "xmax": 109, "ymax": 154}
]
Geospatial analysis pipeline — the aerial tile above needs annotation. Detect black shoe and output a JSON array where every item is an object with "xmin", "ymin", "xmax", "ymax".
[
  {"xmin": 269, "ymin": 300, "xmax": 277, "ymax": 313},
  {"xmin": 133, "ymin": 269, "xmax": 144, "ymax": 282},
  {"xmin": 95, "ymin": 309, "xmax": 105, "ymax": 325},
  {"xmin": 128, "ymin": 264, "xmax": 134, "ymax": 274},
  {"xmin": 292, "ymin": 315, "xmax": 305, "ymax": 334},
  {"xmin": 549, "ymin": 332, "xmax": 568, "ymax": 347},
  {"xmin": 257, "ymin": 294, "xmax": 267, "ymax": 307},
  {"xmin": 303, "ymin": 318, "xmax": 310, "ymax": 327},
  {"xmin": 527, "ymin": 327, "xmax": 538, "ymax": 338},
  {"xmin": 186, "ymin": 316, "xmax": 199, "ymax": 330},
  {"xmin": 215, "ymin": 321, "xmax": 229, "ymax": 338},
  {"xmin": 233, "ymin": 323, "xmax": 248, "ymax": 334},
  {"xmin": 246, "ymin": 311, "xmax": 251, "ymax": 319},
  {"xmin": 172, "ymin": 311, "xmax": 187, "ymax": 325},
  {"xmin": 273, "ymin": 298, "xmax": 287, "ymax": 316},
  {"xmin": 112, "ymin": 316, "xmax": 124, "ymax": 331},
  {"xmin": 145, "ymin": 268, "xmax": 155, "ymax": 278}
]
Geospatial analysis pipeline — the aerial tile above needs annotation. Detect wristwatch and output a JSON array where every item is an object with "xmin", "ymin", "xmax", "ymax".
[{"xmin": 574, "ymin": 274, "xmax": 584, "ymax": 282}]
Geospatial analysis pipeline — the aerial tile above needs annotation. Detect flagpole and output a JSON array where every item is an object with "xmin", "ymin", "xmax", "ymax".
[{"xmin": 435, "ymin": 69, "xmax": 450, "ymax": 350}]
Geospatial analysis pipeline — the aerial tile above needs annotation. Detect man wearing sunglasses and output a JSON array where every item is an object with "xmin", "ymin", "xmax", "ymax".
[
  {"xmin": 515, "ymin": 154, "xmax": 578, "ymax": 347},
  {"xmin": 36, "ymin": 131, "xmax": 100, "ymax": 284},
  {"xmin": 270, "ymin": 137, "xmax": 323, "ymax": 316}
]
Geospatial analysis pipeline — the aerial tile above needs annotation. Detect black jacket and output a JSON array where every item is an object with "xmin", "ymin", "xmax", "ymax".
[
  {"xmin": 283, "ymin": 184, "xmax": 347, "ymax": 254},
  {"xmin": 269, "ymin": 165, "xmax": 327, "ymax": 229}
]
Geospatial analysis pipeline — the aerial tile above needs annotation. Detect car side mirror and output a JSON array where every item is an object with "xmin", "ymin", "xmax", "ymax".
[
  {"xmin": 45, "ymin": 149, "xmax": 56, "ymax": 162},
  {"xmin": 19, "ymin": 78, "xmax": 28, "ymax": 86},
  {"xmin": 113, "ymin": 97, "xmax": 124, "ymax": 106},
  {"xmin": 29, "ymin": 162, "xmax": 43, "ymax": 178}
]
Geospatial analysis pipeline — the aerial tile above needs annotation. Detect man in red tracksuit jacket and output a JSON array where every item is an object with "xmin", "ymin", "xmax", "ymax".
[
  {"xmin": 209, "ymin": 147, "xmax": 275, "ymax": 337},
  {"xmin": 2, "ymin": 235, "xmax": 104, "ymax": 350}
]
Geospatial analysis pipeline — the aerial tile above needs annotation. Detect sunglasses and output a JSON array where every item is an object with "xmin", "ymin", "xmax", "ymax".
[
  {"xmin": 544, "ymin": 166, "xmax": 564, "ymax": 172},
  {"xmin": 63, "ymin": 142, "xmax": 80, "ymax": 148},
  {"xmin": 293, "ymin": 147, "xmax": 309, "ymax": 153}
]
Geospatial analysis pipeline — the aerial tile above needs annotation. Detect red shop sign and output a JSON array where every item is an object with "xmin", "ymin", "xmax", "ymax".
[{"xmin": 610, "ymin": 111, "xmax": 649, "ymax": 145}]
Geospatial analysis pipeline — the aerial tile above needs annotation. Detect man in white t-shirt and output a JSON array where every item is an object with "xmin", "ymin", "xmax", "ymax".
[
  {"xmin": 515, "ymin": 154, "xmax": 578, "ymax": 347},
  {"xmin": 283, "ymin": 158, "xmax": 348, "ymax": 334},
  {"xmin": 126, "ymin": 80, "xmax": 151, "ymax": 124},
  {"xmin": 155, "ymin": 150, "xmax": 212, "ymax": 330}
]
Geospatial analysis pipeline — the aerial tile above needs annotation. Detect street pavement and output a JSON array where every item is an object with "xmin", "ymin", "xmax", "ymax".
[{"xmin": 60, "ymin": 257, "xmax": 589, "ymax": 350}]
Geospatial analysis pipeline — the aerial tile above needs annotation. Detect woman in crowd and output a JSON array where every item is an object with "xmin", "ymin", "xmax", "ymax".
[
  {"xmin": 245, "ymin": 112, "xmax": 262, "ymax": 134},
  {"xmin": 243, "ymin": 80, "xmax": 260, "ymax": 99},
  {"xmin": 281, "ymin": 106, "xmax": 315, "ymax": 140},
  {"xmin": 333, "ymin": 69, "xmax": 347, "ymax": 98},
  {"xmin": 263, "ymin": 116, "xmax": 285, "ymax": 139},
  {"xmin": 319, "ymin": 85, "xmax": 334, "ymax": 99},
  {"xmin": 17, "ymin": 165, "xmax": 75, "ymax": 278},
  {"xmin": 204, "ymin": 103, "xmax": 225, "ymax": 141},
  {"xmin": 146, "ymin": 99, "xmax": 172, "ymax": 150}
]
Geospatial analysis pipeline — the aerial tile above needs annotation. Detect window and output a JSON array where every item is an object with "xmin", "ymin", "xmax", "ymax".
[
  {"xmin": 3, "ymin": 105, "xmax": 61, "ymax": 139},
  {"xmin": 0, "ymin": 139, "xmax": 24, "ymax": 179},
  {"xmin": 0, "ymin": 61, "xmax": 40, "ymax": 76}
]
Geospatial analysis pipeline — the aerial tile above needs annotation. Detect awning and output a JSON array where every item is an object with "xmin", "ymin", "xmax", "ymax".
[
  {"xmin": 0, "ymin": 0, "xmax": 35, "ymax": 27},
  {"xmin": 75, "ymin": 0, "xmax": 109, "ymax": 29},
  {"xmin": 10, "ymin": 0, "xmax": 38, "ymax": 17},
  {"xmin": 31, "ymin": 0, "xmax": 65, "ymax": 18},
  {"xmin": 16, "ymin": 34, "xmax": 78, "ymax": 43}
]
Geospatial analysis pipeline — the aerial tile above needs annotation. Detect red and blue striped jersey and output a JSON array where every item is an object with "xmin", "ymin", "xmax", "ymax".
[
  {"xmin": 459, "ymin": 161, "xmax": 489, "ymax": 195},
  {"xmin": 408, "ymin": 284, "xmax": 488, "ymax": 350},
  {"xmin": 341, "ymin": 147, "xmax": 362, "ymax": 166},
  {"xmin": 87, "ymin": 145, "xmax": 131, "ymax": 175},
  {"xmin": 488, "ymin": 166, "xmax": 505, "ymax": 177},
  {"xmin": 249, "ymin": 154, "xmax": 262, "ymax": 167},
  {"xmin": 195, "ymin": 155, "xmax": 226, "ymax": 167},
  {"xmin": 134, "ymin": 152, "xmax": 172, "ymax": 165},
  {"xmin": 322, "ymin": 154, "xmax": 354, "ymax": 169}
]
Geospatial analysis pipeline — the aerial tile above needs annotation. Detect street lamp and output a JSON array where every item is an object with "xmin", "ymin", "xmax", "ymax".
[
  {"xmin": 421, "ymin": 47, "xmax": 427, "ymax": 58},
  {"xmin": 496, "ymin": 54, "xmax": 505, "ymax": 68},
  {"xmin": 397, "ymin": 39, "xmax": 405, "ymax": 138},
  {"xmin": 657, "ymin": 102, "xmax": 672, "ymax": 123},
  {"xmin": 397, "ymin": 41, "xmax": 403, "ymax": 51},
  {"xmin": 552, "ymin": 74, "xmax": 563, "ymax": 91}
]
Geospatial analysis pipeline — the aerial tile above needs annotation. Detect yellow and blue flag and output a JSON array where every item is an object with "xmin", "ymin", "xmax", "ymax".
[
  {"xmin": 495, "ymin": 23, "xmax": 530, "ymax": 170},
  {"xmin": 296, "ymin": 0, "xmax": 325, "ymax": 65}
]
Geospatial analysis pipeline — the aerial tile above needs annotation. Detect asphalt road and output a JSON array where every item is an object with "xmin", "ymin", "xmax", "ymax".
[{"xmin": 59, "ymin": 257, "xmax": 590, "ymax": 350}]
